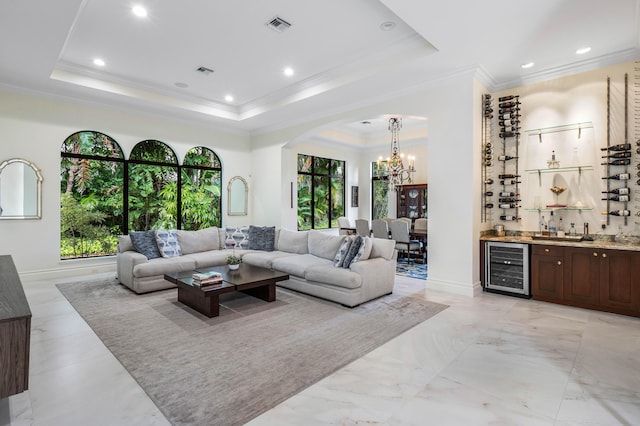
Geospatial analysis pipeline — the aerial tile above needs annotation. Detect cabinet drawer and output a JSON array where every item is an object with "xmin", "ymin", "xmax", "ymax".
[{"xmin": 532, "ymin": 245, "xmax": 564, "ymax": 257}]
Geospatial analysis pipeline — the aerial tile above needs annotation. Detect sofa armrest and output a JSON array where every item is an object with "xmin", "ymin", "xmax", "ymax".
[
  {"xmin": 349, "ymin": 256, "xmax": 396, "ymax": 298},
  {"xmin": 117, "ymin": 250, "xmax": 148, "ymax": 287}
]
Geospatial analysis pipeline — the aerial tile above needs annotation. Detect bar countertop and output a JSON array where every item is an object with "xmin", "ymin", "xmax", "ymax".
[{"xmin": 480, "ymin": 233, "xmax": 640, "ymax": 252}]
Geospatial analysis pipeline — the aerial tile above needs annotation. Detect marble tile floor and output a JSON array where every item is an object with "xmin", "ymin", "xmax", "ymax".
[{"xmin": 2, "ymin": 273, "xmax": 639, "ymax": 425}]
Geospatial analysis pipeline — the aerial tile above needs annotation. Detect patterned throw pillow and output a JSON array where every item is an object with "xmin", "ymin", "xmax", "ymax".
[
  {"xmin": 155, "ymin": 230, "xmax": 182, "ymax": 258},
  {"xmin": 129, "ymin": 230, "xmax": 161, "ymax": 259},
  {"xmin": 224, "ymin": 226, "xmax": 250, "ymax": 249},
  {"xmin": 247, "ymin": 225, "xmax": 275, "ymax": 251},
  {"xmin": 349, "ymin": 236, "xmax": 369, "ymax": 266},
  {"xmin": 342, "ymin": 235, "xmax": 363, "ymax": 268},
  {"xmin": 332, "ymin": 237, "xmax": 352, "ymax": 267}
]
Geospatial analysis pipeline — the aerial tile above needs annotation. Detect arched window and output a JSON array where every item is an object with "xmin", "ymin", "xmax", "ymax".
[
  {"xmin": 60, "ymin": 131, "xmax": 125, "ymax": 259},
  {"xmin": 128, "ymin": 140, "xmax": 179, "ymax": 231},
  {"xmin": 182, "ymin": 147, "xmax": 222, "ymax": 230}
]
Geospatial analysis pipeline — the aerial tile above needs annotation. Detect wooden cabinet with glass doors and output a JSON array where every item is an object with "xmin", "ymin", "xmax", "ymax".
[{"xmin": 396, "ymin": 184, "xmax": 427, "ymax": 220}]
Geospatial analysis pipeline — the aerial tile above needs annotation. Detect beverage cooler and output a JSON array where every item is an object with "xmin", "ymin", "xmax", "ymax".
[{"xmin": 484, "ymin": 242, "xmax": 530, "ymax": 298}]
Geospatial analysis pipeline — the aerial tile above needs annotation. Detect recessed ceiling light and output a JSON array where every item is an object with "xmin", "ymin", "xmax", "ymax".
[
  {"xmin": 132, "ymin": 5, "xmax": 147, "ymax": 18},
  {"xmin": 284, "ymin": 67, "xmax": 294, "ymax": 77},
  {"xmin": 521, "ymin": 62, "xmax": 535, "ymax": 69},
  {"xmin": 224, "ymin": 95, "xmax": 234, "ymax": 102},
  {"xmin": 174, "ymin": 82, "xmax": 188, "ymax": 88},
  {"xmin": 93, "ymin": 58, "xmax": 105, "ymax": 67},
  {"xmin": 576, "ymin": 46, "xmax": 591, "ymax": 55},
  {"xmin": 380, "ymin": 21, "xmax": 396, "ymax": 31}
]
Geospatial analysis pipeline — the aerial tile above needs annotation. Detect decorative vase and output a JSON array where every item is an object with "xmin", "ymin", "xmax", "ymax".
[{"xmin": 228, "ymin": 264, "xmax": 240, "ymax": 271}]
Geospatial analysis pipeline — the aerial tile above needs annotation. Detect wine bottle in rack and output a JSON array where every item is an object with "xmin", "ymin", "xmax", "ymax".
[
  {"xmin": 499, "ymin": 203, "xmax": 519, "ymax": 209},
  {"xmin": 484, "ymin": 178, "xmax": 494, "ymax": 184},
  {"xmin": 498, "ymin": 119, "xmax": 519, "ymax": 126},
  {"xmin": 484, "ymin": 160, "xmax": 493, "ymax": 167},
  {"xmin": 498, "ymin": 198, "xmax": 521, "ymax": 203},
  {"xmin": 499, "ymin": 131, "xmax": 520, "ymax": 138},
  {"xmin": 601, "ymin": 195, "xmax": 630, "ymax": 202},
  {"xmin": 636, "ymin": 147, "xmax": 640, "ymax": 154},
  {"xmin": 499, "ymin": 191, "xmax": 518, "ymax": 197},
  {"xmin": 500, "ymin": 127, "xmax": 520, "ymax": 134},
  {"xmin": 636, "ymin": 178, "xmax": 640, "ymax": 185},
  {"xmin": 484, "ymin": 112, "xmax": 494, "ymax": 119},
  {"xmin": 601, "ymin": 151, "xmax": 632, "ymax": 158},
  {"xmin": 498, "ymin": 155, "xmax": 518, "ymax": 161},
  {"xmin": 485, "ymin": 203, "xmax": 494, "ymax": 208},
  {"xmin": 500, "ymin": 180, "xmax": 521, "ymax": 185},
  {"xmin": 601, "ymin": 159, "xmax": 631, "ymax": 166},
  {"xmin": 602, "ymin": 188, "xmax": 630, "ymax": 195},
  {"xmin": 499, "ymin": 215, "xmax": 519, "ymax": 221},
  {"xmin": 498, "ymin": 112, "xmax": 520, "ymax": 120},
  {"xmin": 499, "ymin": 101, "xmax": 521, "ymax": 108},
  {"xmin": 602, "ymin": 173, "xmax": 630, "ymax": 180},
  {"xmin": 498, "ymin": 174, "xmax": 521, "ymax": 179},
  {"xmin": 484, "ymin": 191, "xmax": 494, "ymax": 196},
  {"xmin": 601, "ymin": 210, "xmax": 631, "ymax": 216},
  {"xmin": 498, "ymin": 95, "xmax": 518, "ymax": 102},
  {"xmin": 499, "ymin": 108, "xmax": 520, "ymax": 115},
  {"xmin": 600, "ymin": 143, "xmax": 631, "ymax": 151}
]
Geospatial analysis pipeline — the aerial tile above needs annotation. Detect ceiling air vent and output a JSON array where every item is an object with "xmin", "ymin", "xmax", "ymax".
[
  {"xmin": 196, "ymin": 66, "xmax": 214, "ymax": 75},
  {"xmin": 266, "ymin": 16, "xmax": 291, "ymax": 33}
]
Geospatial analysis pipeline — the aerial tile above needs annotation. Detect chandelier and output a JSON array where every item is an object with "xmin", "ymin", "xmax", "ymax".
[{"xmin": 377, "ymin": 117, "xmax": 415, "ymax": 191}]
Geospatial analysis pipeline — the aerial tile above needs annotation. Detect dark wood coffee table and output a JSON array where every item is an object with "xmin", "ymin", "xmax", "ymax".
[{"xmin": 164, "ymin": 264, "xmax": 289, "ymax": 318}]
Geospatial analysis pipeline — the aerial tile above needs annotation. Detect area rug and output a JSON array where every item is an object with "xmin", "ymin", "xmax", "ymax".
[
  {"xmin": 56, "ymin": 277, "xmax": 446, "ymax": 426},
  {"xmin": 396, "ymin": 259, "xmax": 428, "ymax": 280}
]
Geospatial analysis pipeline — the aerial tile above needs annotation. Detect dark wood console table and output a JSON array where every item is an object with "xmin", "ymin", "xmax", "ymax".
[{"xmin": 0, "ymin": 255, "xmax": 32, "ymax": 399}]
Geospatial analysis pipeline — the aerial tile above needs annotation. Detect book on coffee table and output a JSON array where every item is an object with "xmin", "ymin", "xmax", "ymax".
[{"xmin": 192, "ymin": 271, "xmax": 223, "ymax": 287}]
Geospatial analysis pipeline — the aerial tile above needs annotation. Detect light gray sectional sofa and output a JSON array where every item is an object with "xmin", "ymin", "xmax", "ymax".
[{"xmin": 116, "ymin": 227, "xmax": 397, "ymax": 307}]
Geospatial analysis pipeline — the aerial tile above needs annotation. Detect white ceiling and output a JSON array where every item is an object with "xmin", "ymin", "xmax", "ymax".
[{"xmin": 0, "ymin": 0, "xmax": 639, "ymax": 138}]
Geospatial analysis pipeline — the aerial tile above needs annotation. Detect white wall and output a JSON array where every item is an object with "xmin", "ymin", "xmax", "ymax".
[{"xmin": 0, "ymin": 90, "xmax": 251, "ymax": 276}]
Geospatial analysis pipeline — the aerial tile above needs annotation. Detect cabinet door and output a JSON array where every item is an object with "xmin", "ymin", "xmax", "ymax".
[
  {"xmin": 599, "ymin": 250, "xmax": 640, "ymax": 312},
  {"xmin": 531, "ymin": 246, "xmax": 564, "ymax": 302},
  {"xmin": 564, "ymin": 247, "xmax": 600, "ymax": 306}
]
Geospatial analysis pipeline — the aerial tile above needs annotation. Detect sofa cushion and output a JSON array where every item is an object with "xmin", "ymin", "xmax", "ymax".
[
  {"xmin": 308, "ymin": 230, "xmax": 346, "ymax": 261},
  {"xmin": 176, "ymin": 227, "xmax": 219, "ymax": 254},
  {"xmin": 370, "ymin": 237, "xmax": 396, "ymax": 260},
  {"xmin": 271, "ymin": 254, "xmax": 330, "ymax": 277},
  {"xmin": 129, "ymin": 230, "xmax": 161, "ymax": 259},
  {"xmin": 155, "ymin": 230, "xmax": 182, "ymax": 258},
  {"xmin": 182, "ymin": 250, "xmax": 230, "ymax": 268},
  {"xmin": 342, "ymin": 235, "xmax": 363, "ymax": 267},
  {"xmin": 242, "ymin": 251, "xmax": 298, "ymax": 269},
  {"xmin": 225, "ymin": 226, "xmax": 250, "ymax": 249},
  {"xmin": 118, "ymin": 235, "xmax": 135, "ymax": 253},
  {"xmin": 332, "ymin": 237, "xmax": 352, "ymax": 267},
  {"xmin": 349, "ymin": 236, "xmax": 372, "ymax": 266},
  {"xmin": 247, "ymin": 225, "xmax": 275, "ymax": 251},
  {"xmin": 305, "ymin": 265, "xmax": 362, "ymax": 289},
  {"xmin": 132, "ymin": 256, "xmax": 196, "ymax": 278},
  {"xmin": 277, "ymin": 229, "xmax": 309, "ymax": 254}
]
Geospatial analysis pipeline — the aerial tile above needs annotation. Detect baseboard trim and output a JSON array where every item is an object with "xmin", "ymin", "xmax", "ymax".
[
  {"xmin": 426, "ymin": 277, "xmax": 482, "ymax": 297},
  {"xmin": 20, "ymin": 259, "xmax": 116, "ymax": 283}
]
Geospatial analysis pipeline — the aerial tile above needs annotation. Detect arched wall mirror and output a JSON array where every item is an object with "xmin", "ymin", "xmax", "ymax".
[
  {"xmin": 0, "ymin": 158, "xmax": 43, "ymax": 219},
  {"xmin": 227, "ymin": 176, "xmax": 248, "ymax": 216}
]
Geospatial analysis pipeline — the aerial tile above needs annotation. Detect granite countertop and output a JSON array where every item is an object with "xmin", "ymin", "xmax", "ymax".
[{"xmin": 480, "ymin": 233, "xmax": 640, "ymax": 252}]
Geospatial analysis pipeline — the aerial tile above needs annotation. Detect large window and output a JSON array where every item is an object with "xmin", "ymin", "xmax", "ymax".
[
  {"xmin": 372, "ymin": 161, "xmax": 389, "ymax": 220},
  {"xmin": 297, "ymin": 154, "xmax": 345, "ymax": 230},
  {"xmin": 60, "ymin": 131, "xmax": 124, "ymax": 259},
  {"xmin": 60, "ymin": 132, "xmax": 222, "ymax": 259}
]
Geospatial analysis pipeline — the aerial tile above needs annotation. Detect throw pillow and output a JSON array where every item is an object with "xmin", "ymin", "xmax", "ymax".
[
  {"xmin": 129, "ymin": 230, "xmax": 161, "ymax": 259},
  {"xmin": 225, "ymin": 226, "xmax": 250, "ymax": 249},
  {"xmin": 342, "ymin": 235, "xmax": 363, "ymax": 268},
  {"xmin": 349, "ymin": 236, "xmax": 370, "ymax": 266},
  {"xmin": 155, "ymin": 230, "xmax": 182, "ymax": 258},
  {"xmin": 247, "ymin": 225, "xmax": 275, "ymax": 251},
  {"xmin": 332, "ymin": 237, "xmax": 352, "ymax": 268},
  {"xmin": 175, "ymin": 227, "xmax": 219, "ymax": 254},
  {"xmin": 117, "ymin": 235, "xmax": 135, "ymax": 253}
]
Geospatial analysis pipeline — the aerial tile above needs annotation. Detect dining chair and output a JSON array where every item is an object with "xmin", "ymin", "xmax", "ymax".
[
  {"xmin": 414, "ymin": 218, "xmax": 427, "ymax": 233},
  {"xmin": 390, "ymin": 220, "xmax": 422, "ymax": 264},
  {"xmin": 398, "ymin": 217, "xmax": 412, "ymax": 227},
  {"xmin": 337, "ymin": 217, "xmax": 353, "ymax": 235},
  {"xmin": 371, "ymin": 219, "xmax": 389, "ymax": 239},
  {"xmin": 355, "ymin": 219, "xmax": 371, "ymax": 237}
]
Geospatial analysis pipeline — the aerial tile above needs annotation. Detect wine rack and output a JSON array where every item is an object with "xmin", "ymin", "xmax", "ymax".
[
  {"xmin": 602, "ymin": 75, "xmax": 632, "ymax": 225},
  {"xmin": 635, "ymin": 60, "xmax": 640, "ymax": 221},
  {"xmin": 497, "ymin": 94, "xmax": 521, "ymax": 222},
  {"xmin": 482, "ymin": 94, "xmax": 493, "ymax": 223}
]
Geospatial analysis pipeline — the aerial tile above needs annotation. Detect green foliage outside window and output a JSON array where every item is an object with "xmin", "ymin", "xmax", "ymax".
[
  {"xmin": 297, "ymin": 154, "xmax": 345, "ymax": 230},
  {"xmin": 372, "ymin": 161, "xmax": 389, "ymax": 220}
]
